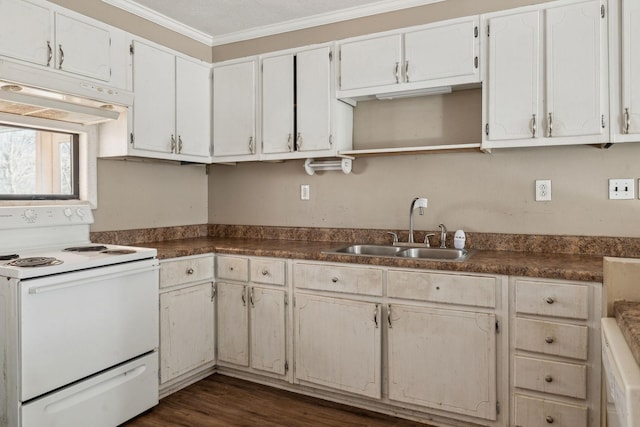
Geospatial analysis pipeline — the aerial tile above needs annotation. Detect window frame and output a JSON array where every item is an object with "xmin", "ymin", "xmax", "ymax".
[{"xmin": 0, "ymin": 112, "xmax": 98, "ymax": 207}]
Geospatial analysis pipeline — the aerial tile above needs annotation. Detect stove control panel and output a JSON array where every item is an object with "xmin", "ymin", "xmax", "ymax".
[{"xmin": 0, "ymin": 204, "xmax": 94, "ymax": 229}]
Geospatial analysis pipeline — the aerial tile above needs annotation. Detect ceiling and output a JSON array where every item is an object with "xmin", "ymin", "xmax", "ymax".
[{"xmin": 102, "ymin": 0, "xmax": 443, "ymax": 45}]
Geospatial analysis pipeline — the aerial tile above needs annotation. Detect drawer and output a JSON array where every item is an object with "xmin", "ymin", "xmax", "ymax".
[
  {"xmin": 217, "ymin": 256, "xmax": 249, "ymax": 282},
  {"xmin": 387, "ymin": 269, "xmax": 497, "ymax": 308},
  {"xmin": 293, "ymin": 262, "xmax": 383, "ymax": 296},
  {"xmin": 515, "ymin": 318, "xmax": 588, "ymax": 360},
  {"xmin": 514, "ymin": 394, "xmax": 587, "ymax": 427},
  {"xmin": 160, "ymin": 255, "xmax": 214, "ymax": 288},
  {"xmin": 250, "ymin": 258, "xmax": 286, "ymax": 286},
  {"xmin": 515, "ymin": 279, "xmax": 589, "ymax": 320},
  {"xmin": 514, "ymin": 355, "xmax": 587, "ymax": 399}
]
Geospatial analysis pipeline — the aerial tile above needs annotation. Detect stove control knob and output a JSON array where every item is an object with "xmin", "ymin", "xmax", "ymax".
[
  {"xmin": 23, "ymin": 209, "xmax": 37, "ymax": 222},
  {"xmin": 63, "ymin": 208, "xmax": 73, "ymax": 218}
]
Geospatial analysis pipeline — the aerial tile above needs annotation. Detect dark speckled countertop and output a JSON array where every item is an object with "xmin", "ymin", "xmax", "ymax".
[
  {"xmin": 614, "ymin": 300, "xmax": 640, "ymax": 366},
  {"xmin": 138, "ymin": 236, "xmax": 604, "ymax": 282}
]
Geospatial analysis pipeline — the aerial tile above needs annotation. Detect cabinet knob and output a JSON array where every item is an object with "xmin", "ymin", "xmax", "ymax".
[
  {"xmin": 262, "ymin": 269, "xmax": 269, "ymax": 276},
  {"xmin": 186, "ymin": 268, "xmax": 194, "ymax": 275},
  {"xmin": 545, "ymin": 336, "xmax": 555, "ymax": 344},
  {"xmin": 545, "ymin": 415, "xmax": 554, "ymax": 424},
  {"xmin": 331, "ymin": 277, "xmax": 339, "ymax": 283},
  {"xmin": 545, "ymin": 297, "xmax": 555, "ymax": 304},
  {"xmin": 544, "ymin": 375, "xmax": 553, "ymax": 383},
  {"xmin": 229, "ymin": 266, "xmax": 234, "ymax": 271}
]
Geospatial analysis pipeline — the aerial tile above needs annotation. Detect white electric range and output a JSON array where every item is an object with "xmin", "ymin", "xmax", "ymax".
[{"xmin": 0, "ymin": 203, "xmax": 160, "ymax": 427}]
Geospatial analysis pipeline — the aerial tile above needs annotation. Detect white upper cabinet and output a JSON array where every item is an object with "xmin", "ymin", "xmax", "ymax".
[
  {"xmin": 482, "ymin": 0, "xmax": 608, "ymax": 149},
  {"xmin": 337, "ymin": 16, "xmax": 480, "ymax": 100},
  {"xmin": 211, "ymin": 57, "xmax": 259, "ymax": 161},
  {"xmin": 0, "ymin": 0, "xmax": 51, "ymax": 67},
  {"xmin": 100, "ymin": 40, "xmax": 211, "ymax": 163},
  {"xmin": 261, "ymin": 44, "xmax": 352, "ymax": 160},
  {"xmin": 609, "ymin": 0, "xmax": 640, "ymax": 142},
  {"xmin": 131, "ymin": 41, "xmax": 176, "ymax": 155},
  {"xmin": 339, "ymin": 34, "xmax": 402, "ymax": 91},
  {"xmin": 0, "ymin": 0, "xmax": 114, "ymax": 83},
  {"xmin": 54, "ymin": 12, "xmax": 111, "ymax": 81}
]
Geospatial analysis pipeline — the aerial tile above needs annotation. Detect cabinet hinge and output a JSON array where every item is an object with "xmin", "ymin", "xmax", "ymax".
[
  {"xmin": 329, "ymin": 135, "xmax": 333, "ymax": 146},
  {"xmin": 329, "ymin": 50, "xmax": 333, "ymax": 61},
  {"xmin": 130, "ymin": 132, "xmax": 134, "ymax": 145},
  {"xmin": 285, "ymin": 360, "xmax": 289, "ymax": 373},
  {"xmin": 602, "ymin": 114, "xmax": 606, "ymax": 129},
  {"xmin": 109, "ymin": 37, "xmax": 112, "ymax": 47},
  {"xmin": 211, "ymin": 283, "xmax": 216, "ymax": 302},
  {"xmin": 261, "ymin": 63, "xmax": 263, "ymax": 72},
  {"xmin": 129, "ymin": 43, "xmax": 134, "ymax": 55},
  {"xmin": 601, "ymin": 4, "xmax": 605, "ymax": 18},
  {"xmin": 487, "ymin": 25, "xmax": 490, "ymax": 37},
  {"xmin": 495, "ymin": 320, "xmax": 500, "ymax": 333},
  {"xmin": 485, "ymin": 123, "xmax": 489, "ymax": 136},
  {"xmin": 496, "ymin": 401, "xmax": 500, "ymax": 415},
  {"xmin": 474, "ymin": 56, "xmax": 479, "ymax": 69},
  {"xmin": 338, "ymin": 75, "xmax": 341, "ymax": 89},
  {"xmin": 474, "ymin": 26, "xmax": 479, "ymax": 38},
  {"xmin": 339, "ymin": 48, "xmax": 341, "ymax": 61},
  {"xmin": 284, "ymin": 292, "xmax": 288, "ymax": 306}
]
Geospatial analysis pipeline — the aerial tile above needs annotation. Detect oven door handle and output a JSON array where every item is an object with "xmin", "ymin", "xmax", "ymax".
[{"xmin": 27, "ymin": 265, "xmax": 158, "ymax": 295}]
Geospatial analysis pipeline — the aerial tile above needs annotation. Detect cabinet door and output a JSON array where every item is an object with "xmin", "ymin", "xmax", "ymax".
[
  {"xmin": 176, "ymin": 57, "xmax": 211, "ymax": 158},
  {"xmin": 387, "ymin": 304, "xmax": 497, "ymax": 420},
  {"xmin": 296, "ymin": 46, "xmax": 332, "ymax": 152},
  {"xmin": 160, "ymin": 282, "xmax": 215, "ymax": 383},
  {"xmin": 212, "ymin": 59, "xmax": 257, "ymax": 157},
  {"xmin": 250, "ymin": 286, "xmax": 286, "ymax": 375},
  {"xmin": 294, "ymin": 293, "xmax": 381, "ymax": 398},
  {"xmin": 545, "ymin": 1, "xmax": 604, "ymax": 138},
  {"xmin": 217, "ymin": 282, "xmax": 249, "ymax": 367},
  {"xmin": 622, "ymin": 0, "xmax": 640, "ymax": 134},
  {"xmin": 486, "ymin": 11, "xmax": 541, "ymax": 141},
  {"xmin": 132, "ymin": 41, "xmax": 176, "ymax": 154},
  {"xmin": 261, "ymin": 54, "xmax": 294, "ymax": 154},
  {"xmin": 339, "ymin": 34, "xmax": 402, "ymax": 91},
  {"xmin": 404, "ymin": 16, "xmax": 478, "ymax": 84},
  {"xmin": 0, "ymin": 0, "xmax": 51, "ymax": 66},
  {"xmin": 54, "ymin": 13, "xmax": 111, "ymax": 81}
]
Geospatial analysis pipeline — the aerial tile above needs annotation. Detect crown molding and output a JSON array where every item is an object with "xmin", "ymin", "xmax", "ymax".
[
  {"xmin": 101, "ymin": 0, "xmax": 215, "ymax": 45},
  {"xmin": 101, "ymin": 0, "xmax": 444, "ymax": 47}
]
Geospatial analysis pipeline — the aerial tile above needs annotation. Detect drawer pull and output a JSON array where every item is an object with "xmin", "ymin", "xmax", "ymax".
[
  {"xmin": 229, "ymin": 266, "xmax": 234, "ymax": 271},
  {"xmin": 331, "ymin": 277, "xmax": 339, "ymax": 283},
  {"xmin": 544, "ymin": 375, "xmax": 553, "ymax": 383},
  {"xmin": 545, "ymin": 336, "xmax": 555, "ymax": 344},
  {"xmin": 262, "ymin": 269, "xmax": 269, "ymax": 276},
  {"xmin": 186, "ymin": 268, "xmax": 194, "ymax": 275},
  {"xmin": 546, "ymin": 415, "xmax": 554, "ymax": 424},
  {"xmin": 545, "ymin": 297, "xmax": 555, "ymax": 304}
]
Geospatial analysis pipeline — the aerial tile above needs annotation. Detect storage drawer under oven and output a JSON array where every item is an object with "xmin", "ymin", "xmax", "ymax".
[{"xmin": 19, "ymin": 259, "xmax": 159, "ymax": 401}]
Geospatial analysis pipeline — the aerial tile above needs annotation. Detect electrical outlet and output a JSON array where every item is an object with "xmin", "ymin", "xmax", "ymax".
[
  {"xmin": 300, "ymin": 184, "xmax": 310, "ymax": 201},
  {"xmin": 535, "ymin": 180, "xmax": 552, "ymax": 201},
  {"xmin": 609, "ymin": 178, "xmax": 634, "ymax": 200}
]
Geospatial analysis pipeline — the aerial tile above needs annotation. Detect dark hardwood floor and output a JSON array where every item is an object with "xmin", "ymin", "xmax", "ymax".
[{"xmin": 123, "ymin": 374, "xmax": 433, "ymax": 427}]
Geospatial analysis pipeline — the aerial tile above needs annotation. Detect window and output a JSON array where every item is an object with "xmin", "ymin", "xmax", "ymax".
[{"xmin": 0, "ymin": 124, "xmax": 79, "ymax": 199}]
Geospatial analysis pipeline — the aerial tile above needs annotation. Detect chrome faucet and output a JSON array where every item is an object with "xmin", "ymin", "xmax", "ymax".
[
  {"xmin": 438, "ymin": 223, "xmax": 447, "ymax": 248},
  {"xmin": 408, "ymin": 197, "xmax": 428, "ymax": 244}
]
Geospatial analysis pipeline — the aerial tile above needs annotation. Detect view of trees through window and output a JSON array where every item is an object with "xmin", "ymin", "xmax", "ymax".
[{"xmin": 0, "ymin": 125, "xmax": 76, "ymax": 198}]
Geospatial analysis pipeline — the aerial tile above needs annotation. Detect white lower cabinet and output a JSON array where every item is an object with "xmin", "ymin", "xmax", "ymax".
[
  {"xmin": 159, "ymin": 254, "xmax": 215, "ymax": 395},
  {"xmin": 511, "ymin": 277, "xmax": 602, "ymax": 427},
  {"xmin": 294, "ymin": 292, "xmax": 382, "ymax": 398},
  {"xmin": 387, "ymin": 304, "xmax": 497, "ymax": 420},
  {"xmin": 216, "ymin": 255, "xmax": 288, "ymax": 377}
]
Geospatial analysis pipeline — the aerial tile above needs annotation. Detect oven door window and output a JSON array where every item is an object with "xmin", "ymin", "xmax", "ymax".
[{"xmin": 0, "ymin": 124, "xmax": 79, "ymax": 200}]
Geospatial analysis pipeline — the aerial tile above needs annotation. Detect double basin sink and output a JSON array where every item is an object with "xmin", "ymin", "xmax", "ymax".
[{"xmin": 327, "ymin": 244, "xmax": 471, "ymax": 261}]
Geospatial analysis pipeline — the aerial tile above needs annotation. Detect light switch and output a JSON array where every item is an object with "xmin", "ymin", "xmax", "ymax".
[{"xmin": 609, "ymin": 178, "xmax": 634, "ymax": 200}]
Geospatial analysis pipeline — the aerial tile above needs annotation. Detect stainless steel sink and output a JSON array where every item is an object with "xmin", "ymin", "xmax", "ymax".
[
  {"xmin": 328, "ymin": 244, "xmax": 471, "ymax": 261},
  {"xmin": 395, "ymin": 247, "xmax": 470, "ymax": 261},
  {"xmin": 332, "ymin": 244, "xmax": 404, "ymax": 256}
]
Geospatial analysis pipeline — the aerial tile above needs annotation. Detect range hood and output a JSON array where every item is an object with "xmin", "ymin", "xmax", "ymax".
[{"xmin": 0, "ymin": 60, "xmax": 132, "ymax": 125}]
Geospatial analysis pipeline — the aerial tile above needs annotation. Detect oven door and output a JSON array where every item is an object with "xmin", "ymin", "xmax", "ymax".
[{"xmin": 19, "ymin": 259, "xmax": 159, "ymax": 401}]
